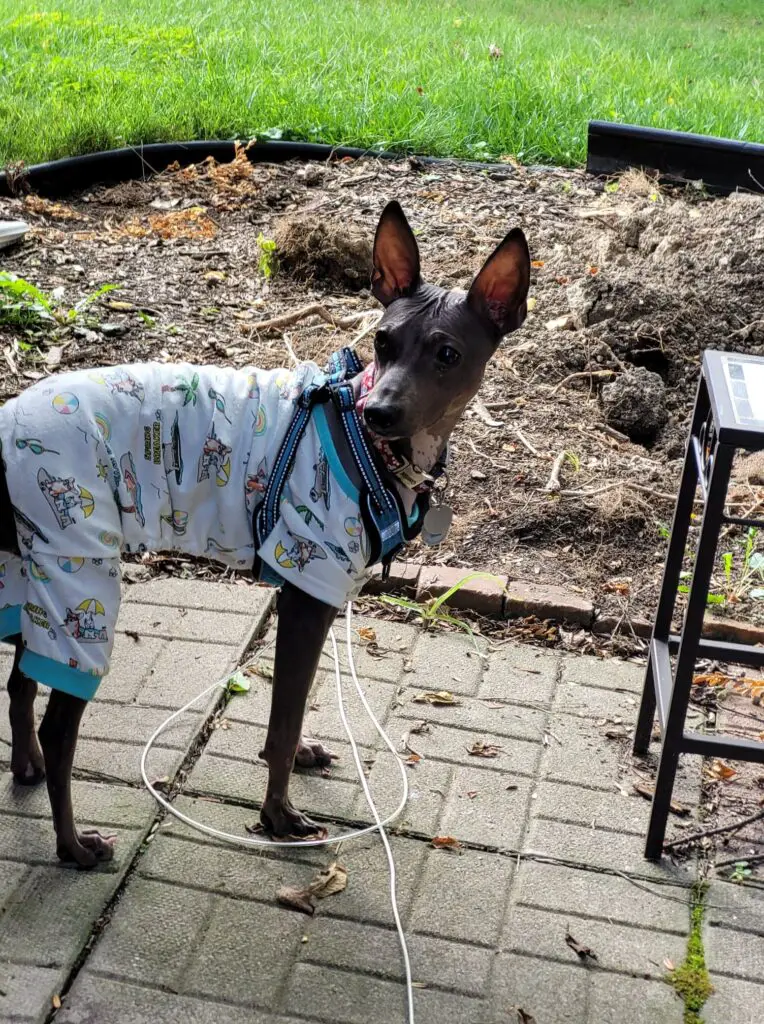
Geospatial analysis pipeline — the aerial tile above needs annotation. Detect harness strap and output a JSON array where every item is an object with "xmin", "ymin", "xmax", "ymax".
[
  {"xmin": 253, "ymin": 350, "xmax": 426, "ymax": 574},
  {"xmin": 254, "ymin": 381, "xmax": 330, "ymax": 547}
]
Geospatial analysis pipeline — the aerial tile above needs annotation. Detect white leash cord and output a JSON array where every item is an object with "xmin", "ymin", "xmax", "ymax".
[{"xmin": 140, "ymin": 601, "xmax": 414, "ymax": 1023}]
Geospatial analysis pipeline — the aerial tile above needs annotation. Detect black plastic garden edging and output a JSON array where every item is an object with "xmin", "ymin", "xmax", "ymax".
[
  {"xmin": 0, "ymin": 139, "xmax": 519, "ymax": 199},
  {"xmin": 587, "ymin": 120, "xmax": 764, "ymax": 196}
]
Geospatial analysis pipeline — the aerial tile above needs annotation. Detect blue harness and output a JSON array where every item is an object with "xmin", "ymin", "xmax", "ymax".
[{"xmin": 253, "ymin": 349, "xmax": 432, "ymax": 581}]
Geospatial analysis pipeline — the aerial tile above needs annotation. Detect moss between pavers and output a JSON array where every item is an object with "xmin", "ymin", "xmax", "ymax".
[{"xmin": 668, "ymin": 882, "xmax": 714, "ymax": 1024}]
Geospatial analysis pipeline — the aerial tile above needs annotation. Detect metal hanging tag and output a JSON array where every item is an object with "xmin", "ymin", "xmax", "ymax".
[{"xmin": 421, "ymin": 504, "xmax": 453, "ymax": 546}]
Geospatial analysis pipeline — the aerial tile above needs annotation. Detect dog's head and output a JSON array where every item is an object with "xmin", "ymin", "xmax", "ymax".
[{"xmin": 362, "ymin": 201, "xmax": 530, "ymax": 440}]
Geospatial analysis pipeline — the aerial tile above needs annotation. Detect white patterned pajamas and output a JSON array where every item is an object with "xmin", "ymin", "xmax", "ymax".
[{"xmin": 0, "ymin": 361, "xmax": 369, "ymax": 700}]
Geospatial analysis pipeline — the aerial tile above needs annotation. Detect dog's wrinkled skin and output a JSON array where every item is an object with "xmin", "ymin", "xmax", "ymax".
[{"xmin": 1, "ymin": 202, "xmax": 529, "ymax": 862}]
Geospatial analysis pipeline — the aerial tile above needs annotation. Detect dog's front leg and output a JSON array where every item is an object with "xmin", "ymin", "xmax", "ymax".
[
  {"xmin": 38, "ymin": 691, "xmax": 115, "ymax": 867},
  {"xmin": 259, "ymin": 582, "xmax": 337, "ymax": 837}
]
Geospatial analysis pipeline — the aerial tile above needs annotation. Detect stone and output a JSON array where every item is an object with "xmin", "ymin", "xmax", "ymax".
[
  {"xmin": 416, "ymin": 566, "xmax": 508, "ymax": 616},
  {"xmin": 504, "ymin": 580, "xmax": 594, "ymax": 626},
  {"xmin": 600, "ymin": 366, "xmax": 668, "ymax": 442},
  {"xmin": 362, "ymin": 559, "xmax": 421, "ymax": 597}
]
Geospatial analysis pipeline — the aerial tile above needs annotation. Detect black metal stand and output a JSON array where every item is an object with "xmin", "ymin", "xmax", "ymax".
[{"xmin": 636, "ymin": 350, "xmax": 764, "ymax": 859}]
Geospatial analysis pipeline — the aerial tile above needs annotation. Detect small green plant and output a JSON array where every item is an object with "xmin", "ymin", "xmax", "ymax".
[
  {"xmin": 378, "ymin": 571, "xmax": 506, "ymax": 649},
  {"xmin": 564, "ymin": 450, "xmax": 580, "ymax": 473},
  {"xmin": 656, "ymin": 522, "xmax": 671, "ymax": 540},
  {"xmin": 677, "ymin": 584, "xmax": 725, "ymax": 606},
  {"xmin": 0, "ymin": 272, "xmax": 117, "ymax": 332},
  {"xmin": 721, "ymin": 551, "xmax": 734, "ymax": 584},
  {"xmin": 0, "ymin": 271, "xmax": 55, "ymax": 328},
  {"xmin": 729, "ymin": 860, "xmax": 752, "ymax": 883},
  {"xmin": 256, "ymin": 234, "xmax": 278, "ymax": 279}
]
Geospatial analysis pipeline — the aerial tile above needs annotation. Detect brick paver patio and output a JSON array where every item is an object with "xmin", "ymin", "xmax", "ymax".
[{"xmin": 2, "ymin": 577, "xmax": 763, "ymax": 1023}]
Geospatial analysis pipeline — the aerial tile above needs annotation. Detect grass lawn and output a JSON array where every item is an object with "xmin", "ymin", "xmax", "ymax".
[{"xmin": 0, "ymin": 0, "xmax": 762, "ymax": 167}]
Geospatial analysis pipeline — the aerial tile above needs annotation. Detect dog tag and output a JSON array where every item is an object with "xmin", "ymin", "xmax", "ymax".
[{"xmin": 421, "ymin": 504, "xmax": 453, "ymax": 546}]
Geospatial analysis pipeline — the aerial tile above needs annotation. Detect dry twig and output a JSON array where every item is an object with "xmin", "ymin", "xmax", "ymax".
[
  {"xmin": 664, "ymin": 806, "xmax": 764, "ymax": 851},
  {"xmin": 549, "ymin": 369, "xmax": 617, "ymax": 396},
  {"xmin": 515, "ymin": 429, "xmax": 542, "ymax": 457},
  {"xmin": 250, "ymin": 303, "xmax": 376, "ymax": 333},
  {"xmin": 544, "ymin": 451, "xmax": 567, "ymax": 493}
]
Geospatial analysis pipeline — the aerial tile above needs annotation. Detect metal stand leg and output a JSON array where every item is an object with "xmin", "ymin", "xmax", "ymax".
[
  {"xmin": 644, "ymin": 441, "xmax": 733, "ymax": 859},
  {"xmin": 634, "ymin": 379, "xmax": 709, "ymax": 756},
  {"xmin": 633, "ymin": 657, "xmax": 656, "ymax": 755}
]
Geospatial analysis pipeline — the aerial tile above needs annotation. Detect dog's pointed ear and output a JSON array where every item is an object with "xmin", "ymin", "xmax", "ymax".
[
  {"xmin": 371, "ymin": 201, "xmax": 421, "ymax": 307},
  {"xmin": 467, "ymin": 228, "xmax": 531, "ymax": 338}
]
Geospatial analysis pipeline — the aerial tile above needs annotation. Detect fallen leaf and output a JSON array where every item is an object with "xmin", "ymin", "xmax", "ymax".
[
  {"xmin": 526, "ymin": 296, "xmax": 537, "ymax": 311},
  {"xmin": 24, "ymin": 194, "xmax": 84, "ymax": 221},
  {"xmin": 309, "ymin": 861, "xmax": 348, "ymax": 899},
  {"xmin": 357, "ymin": 626, "xmax": 377, "ymax": 642},
  {"xmin": 431, "ymin": 835, "xmax": 461, "ymax": 850},
  {"xmin": 588, "ymin": 266, "xmax": 599, "ymax": 275},
  {"xmin": 531, "ymin": 259, "xmax": 545, "ymax": 269},
  {"xmin": 664, "ymin": 958, "xmax": 675, "ymax": 971},
  {"xmin": 413, "ymin": 691, "xmax": 462, "ymax": 706},
  {"xmin": 276, "ymin": 861, "xmax": 348, "ymax": 915},
  {"xmin": 602, "ymin": 580, "xmax": 630, "ymax": 595},
  {"xmin": 277, "ymin": 885, "xmax": 316, "ymax": 915},
  {"xmin": 226, "ymin": 671, "xmax": 251, "ymax": 694},
  {"xmin": 708, "ymin": 758, "xmax": 737, "ymax": 781},
  {"xmin": 565, "ymin": 928, "xmax": 598, "ymax": 962},
  {"xmin": 405, "ymin": 753, "xmax": 422, "ymax": 764},
  {"xmin": 468, "ymin": 741, "xmax": 503, "ymax": 758},
  {"xmin": 52, "ymin": 995, "xmax": 62, "ymax": 1009},
  {"xmin": 246, "ymin": 661, "xmax": 272, "ymax": 680}
]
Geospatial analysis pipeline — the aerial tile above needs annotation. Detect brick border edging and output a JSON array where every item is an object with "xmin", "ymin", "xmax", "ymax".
[{"xmin": 361, "ymin": 561, "xmax": 764, "ymax": 648}]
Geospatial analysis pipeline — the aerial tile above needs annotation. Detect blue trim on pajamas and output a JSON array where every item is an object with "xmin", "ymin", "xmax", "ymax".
[
  {"xmin": 0, "ymin": 603, "xmax": 22, "ymax": 640},
  {"xmin": 20, "ymin": 649, "xmax": 102, "ymax": 701},
  {"xmin": 313, "ymin": 404, "xmax": 360, "ymax": 503}
]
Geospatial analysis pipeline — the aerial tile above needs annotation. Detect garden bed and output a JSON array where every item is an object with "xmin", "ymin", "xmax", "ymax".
[{"xmin": 1, "ymin": 150, "xmax": 763, "ymax": 628}]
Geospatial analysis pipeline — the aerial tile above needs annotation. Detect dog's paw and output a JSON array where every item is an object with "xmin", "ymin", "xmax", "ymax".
[
  {"xmin": 57, "ymin": 830, "xmax": 116, "ymax": 869},
  {"xmin": 294, "ymin": 737, "xmax": 338, "ymax": 771},
  {"xmin": 11, "ymin": 739, "xmax": 46, "ymax": 786},
  {"xmin": 260, "ymin": 798, "xmax": 327, "ymax": 841},
  {"xmin": 11, "ymin": 761, "xmax": 46, "ymax": 786}
]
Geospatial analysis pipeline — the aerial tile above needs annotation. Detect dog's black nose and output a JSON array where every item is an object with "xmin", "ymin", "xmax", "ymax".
[{"xmin": 364, "ymin": 403, "xmax": 401, "ymax": 435}]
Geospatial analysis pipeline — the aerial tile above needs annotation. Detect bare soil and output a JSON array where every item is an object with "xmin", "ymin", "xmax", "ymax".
[{"xmin": 2, "ymin": 150, "xmax": 764, "ymax": 631}]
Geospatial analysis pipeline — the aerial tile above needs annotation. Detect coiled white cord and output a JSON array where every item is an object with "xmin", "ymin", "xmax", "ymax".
[{"xmin": 140, "ymin": 601, "xmax": 414, "ymax": 1022}]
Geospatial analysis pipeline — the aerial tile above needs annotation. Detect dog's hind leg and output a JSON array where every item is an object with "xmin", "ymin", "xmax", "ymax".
[
  {"xmin": 38, "ymin": 690, "xmax": 115, "ymax": 868},
  {"xmin": 259, "ymin": 582, "xmax": 337, "ymax": 837},
  {"xmin": 7, "ymin": 637, "xmax": 46, "ymax": 785}
]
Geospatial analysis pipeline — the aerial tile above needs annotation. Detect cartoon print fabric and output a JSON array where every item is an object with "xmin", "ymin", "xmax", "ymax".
[{"xmin": 0, "ymin": 360, "xmax": 369, "ymax": 700}]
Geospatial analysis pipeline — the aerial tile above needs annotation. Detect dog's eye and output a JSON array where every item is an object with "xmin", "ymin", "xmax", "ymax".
[
  {"xmin": 374, "ymin": 331, "xmax": 392, "ymax": 359},
  {"xmin": 437, "ymin": 344, "xmax": 461, "ymax": 367}
]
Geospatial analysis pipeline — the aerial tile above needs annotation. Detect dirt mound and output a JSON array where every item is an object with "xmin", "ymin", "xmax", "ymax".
[{"xmin": 272, "ymin": 214, "xmax": 373, "ymax": 291}]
